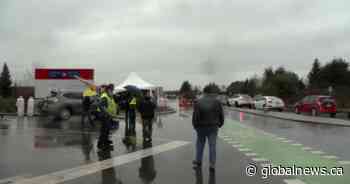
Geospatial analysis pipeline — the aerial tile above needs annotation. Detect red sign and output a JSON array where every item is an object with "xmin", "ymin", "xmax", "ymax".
[{"xmin": 35, "ymin": 68, "xmax": 94, "ymax": 80}]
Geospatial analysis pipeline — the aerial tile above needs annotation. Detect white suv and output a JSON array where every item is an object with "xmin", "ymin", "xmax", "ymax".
[
  {"xmin": 228, "ymin": 94, "xmax": 254, "ymax": 108},
  {"xmin": 254, "ymin": 96, "xmax": 285, "ymax": 112}
]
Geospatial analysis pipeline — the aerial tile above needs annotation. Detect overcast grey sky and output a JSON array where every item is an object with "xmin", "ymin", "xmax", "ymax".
[{"xmin": 1, "ymin": 0, "xmax": 349, "ymax": 90}]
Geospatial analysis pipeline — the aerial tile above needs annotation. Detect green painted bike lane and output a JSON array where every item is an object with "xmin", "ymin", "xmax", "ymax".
[{"xmin": 220, "ymin": 120, "xmax": 350, "ymax": 184}]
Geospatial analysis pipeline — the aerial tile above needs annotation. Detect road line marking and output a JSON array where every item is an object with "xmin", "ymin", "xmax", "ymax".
[
  {"xmin": 282, "ymin": 140, "xmax": 293, "ymax": 143},
  {"xmin": 311, "ymin": 150, "xmax": 325, "ymax": 155},
  {"xmin": 245, "ymin": 153, "xmax": 258, "ymax": 157},
  {"xmin": 0, "ymin": 175, "xmax": 31, "ymax": 184},
  {"xmin": 338, "ymin": 161, "xmax": 350, "ymax": 165},
  {"xmin": 252, "ymin": 158, "xmax": 269, "ymax": 162},
  {"xmin": 15, "ymin": 141, "xmax": 190, "ymax": 184},
  {"xmin": 283, "ymin": 179, "xmax": 306, "ymax": 184},
  {"xmin": 291, "ymin": 143, "xmax": 303, "ymax": 146},
  {"xmin": 323, "ymin": 155, "xmax": 338, "ymax": 159},
  {"xmin": 238, "ymin": 148, "xmax": 252, "ymax": 152},
  {"xmin": 232, "ymin": 144, "xmax": 243, "ymax": 148},
  {"xmin": 302, "ymin": 147, "xmax": 313, "ymax": 151},
  {"xmin": 276, "ymin": 137, "xmax": 286, "ymax": 141},
  {"xmin": 222, "ymin": 138, "xmax": 233, "ymax": 141},
  {"xmin": 228, "ymin": 141, "xmax": 239, "ymax": 144}
]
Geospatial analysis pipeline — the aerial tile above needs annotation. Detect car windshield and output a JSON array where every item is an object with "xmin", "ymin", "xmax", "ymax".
[
  {"xmin": 319, "ymin": 97, "xmax": 335, "ymax": 102},
  {"xmin": 50, "ymin": 91, "xmax": 58, "ymax": 97}
]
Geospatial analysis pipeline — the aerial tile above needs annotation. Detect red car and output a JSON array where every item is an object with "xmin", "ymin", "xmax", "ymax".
[{"xmin": 294, "ymin": 95, "xmax": 337, "ymax": 117}]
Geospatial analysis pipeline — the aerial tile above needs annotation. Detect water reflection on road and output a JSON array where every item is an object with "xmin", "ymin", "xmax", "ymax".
[{"xmin": 227, "ymin": 109, "xmax": 350, "ymax": 161}]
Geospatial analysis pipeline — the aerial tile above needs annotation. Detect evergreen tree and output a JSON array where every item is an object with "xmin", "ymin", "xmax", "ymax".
[
  {"xmin": 0, "ymin": 63, "xmax": 12, "ymax": 97},
  {"xmin": 180, "ymin": 81, "xmax": 192, "ymax": 94},
  {"xmin": 179, "ymin": 81, "xmax": 195, "ymax": 99},
  {"xmin": 203, "ymin": 83, "xmax": 221, "ymax": 94},
  {"xmin": 307, "ymin": 58, "xmax": 322, "ymax": 88}
]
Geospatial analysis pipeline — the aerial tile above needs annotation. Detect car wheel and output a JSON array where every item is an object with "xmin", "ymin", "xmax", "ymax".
[
  {"xmin": 278, "ymin": 108, "xmax": 283, "ymax": 112},
  {"xmin": 60, "ymin": 108, "xmax": 72, "ymax": 120},
  {"xmin": 330, "ymin": 113, "xmax": 336, "ymax": 118},
  {"xmin": 235, "ymin": 102, "xmax": 239, "ymax": 108},
  {"xmin": 311, "ymin": 108, "xmax": 318, "ymax": 116},
  {"xmin": 295, "ymin": 107, "xmax": 300, "ymax": 114}
]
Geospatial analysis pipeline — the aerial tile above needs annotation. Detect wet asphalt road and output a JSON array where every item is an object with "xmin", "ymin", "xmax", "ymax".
[
  {"xmin": 0, "ymin": 101, "xmax": 350, "ymax": 184},
  {"xmin": 229, "ymin": 110, "xmax": 350, "ymax": 161}
]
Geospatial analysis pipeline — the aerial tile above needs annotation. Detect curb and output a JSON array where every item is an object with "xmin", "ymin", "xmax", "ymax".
[
  {"xmin": 0, "ymin": 113, "xmax": 41, "ymax": 118},
  {"xmin": 226, "ymin": 107, "xmax": 350, "ymax": 127},
  {"xmin": 157, "ymin": 110, "xmax": 177, "ymax": 115}
]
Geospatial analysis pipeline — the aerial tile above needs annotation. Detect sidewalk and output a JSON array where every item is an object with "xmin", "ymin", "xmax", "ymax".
[{"xmin": 227, "ymin": 107, "xmax": 350, "ymax": 127}]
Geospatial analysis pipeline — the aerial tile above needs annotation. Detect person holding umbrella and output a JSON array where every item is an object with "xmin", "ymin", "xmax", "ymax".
[{"xmin": 123, "ymin": 85, "xmax": 141, "ymax": 144}]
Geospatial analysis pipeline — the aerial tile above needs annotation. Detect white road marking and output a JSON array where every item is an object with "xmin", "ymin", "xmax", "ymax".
[
  {"xmin": 311, "ymin": 151, "xmax": 325, "ymax": 155},
  {"xmin": 284, "ymin": 179, "xmax": 306, "ymax": 184},
  {"xmin": 222, "ymin": 138, "xmax": 233, "ymax": 141},
  {"xmin": 338, "ymin": 161, "xmax": 350, "ymax": 165},
  {"xmin": 15, "ymin": 141, "xmax": 190, "ymax": 184},
  {"xmin": 264, "ymin": 133, "xmax": 276, "ymax": 137},
  {"xmin": 302, "ymin": 147, "xmax": 313, "ymax": 151},
  {"xmin": 282, "ymin": 140, "xmax": 293, "ymax": 143},
  {"xmin": 228, "ymin": 141, "xmax": 239, "ymax": 144},
  {"xmin": 0, "ymin": 175, "xmax": 31, "ymax": 184},
  {"xmin": 323, "ymin": 155, "xmax": 338, "ymax": 159},
  {"xmin": 276, "ymin": 137, "xmax": 287, "ymax": 141},
  {"xmin": 252, "ymin": 158, "xmax": 269, "ymax": 162},
  {"xmin": 238, "ymin": 148, "xmax": 252, "ymax": 152},
  {"xmin": 291, "ymin": 143, "xmax": 303, "ymax": 146},
  {"xmin": 232, "ymin": 144, "xmax": 243, "ymax": 148},
  {"xmin": 245, "ymin": 153, "xmax": 258, "ymax": 157}
]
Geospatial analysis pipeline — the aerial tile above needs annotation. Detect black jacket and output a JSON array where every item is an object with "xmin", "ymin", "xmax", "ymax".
[
  {"xmin": 138, "ymin": 97, "xmax": 156, "ymax": 119},
  {"xmin": 192, "ymin": 94, "xmax": 224, "ymax": 128}
]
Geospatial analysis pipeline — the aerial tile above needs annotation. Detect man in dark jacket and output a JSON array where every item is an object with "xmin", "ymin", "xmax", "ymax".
[
  {"xmin": 138, "ymin": 94, "xmax": 156, "ymax": 142},
  {"xmin": 192, "ymin": 86, "xmax": 224, "ymax": 172}
]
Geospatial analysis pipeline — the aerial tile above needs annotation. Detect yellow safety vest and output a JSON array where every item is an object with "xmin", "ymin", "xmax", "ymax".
[
  {"xmin": 129, "ymin": 97, "xmax": 137, "ymax": 109},
  {"xmin": 99, "ymin": 92, "xmax": 118, "ymax": 118},
  {"xmin": 83, "ymin": 87, "xmax": 97, "ymax": 97}
]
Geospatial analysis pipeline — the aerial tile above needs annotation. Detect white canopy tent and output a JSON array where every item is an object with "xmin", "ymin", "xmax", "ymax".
[{"xmin": 115, "ymin": 72, "xmax": 157, "ymax": 91}]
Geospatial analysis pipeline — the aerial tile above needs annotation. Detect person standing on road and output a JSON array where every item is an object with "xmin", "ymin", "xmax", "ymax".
[
  {"xmin": 192, "ymin": 86, "xmax": 224, "ymax": 172},
  {"xmin": 138, "ymin": 93, "xmax": 156, "ymax": 143},
  {"xmin": 125, "ymin": 94, "xmax": 138, "ymax": 144},
  {"xmin": 82, "ymin": 86, "xmax": 97, "ymax": 128},
  {"xmin": 97, "ymin": 85, "xmax": 118, "ymax": 150}
]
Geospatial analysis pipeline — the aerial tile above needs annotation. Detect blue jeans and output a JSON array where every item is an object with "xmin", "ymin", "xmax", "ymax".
[{"xmin": 195, "ymin": 127, "xmax": 218, "ymax": 167}]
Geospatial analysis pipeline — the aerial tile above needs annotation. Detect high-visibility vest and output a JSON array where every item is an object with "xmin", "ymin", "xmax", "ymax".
[
  {"xmin": 129, "ymin": 97, "xmax": 137, "ymax": 109},
  {"xmin": 83, "ymin": 87, "xmax": 97, "ymax": 97},
  {"xmin": 99, "ymin": 92, "xmax": 118, "ymax": 118}
]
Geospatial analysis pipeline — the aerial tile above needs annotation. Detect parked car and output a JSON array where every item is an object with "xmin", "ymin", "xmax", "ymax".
[
  {"xmin": 39, "ymin": 90, "xmax": 84, "ymax": 120},
  {"xmin": 294, "ymin": 95, "xmax": 337, "ymax": 117},
  {"xmin": 228, "ymin": 94, "xmax": 254, "ymax": 108},
  {"xmin": 254, "ymin": 96, "xmax": 285, "ymax": 112},
  {"xmin": 216, "ymin": 95, "xmax": 229, "ymax": 106}
]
